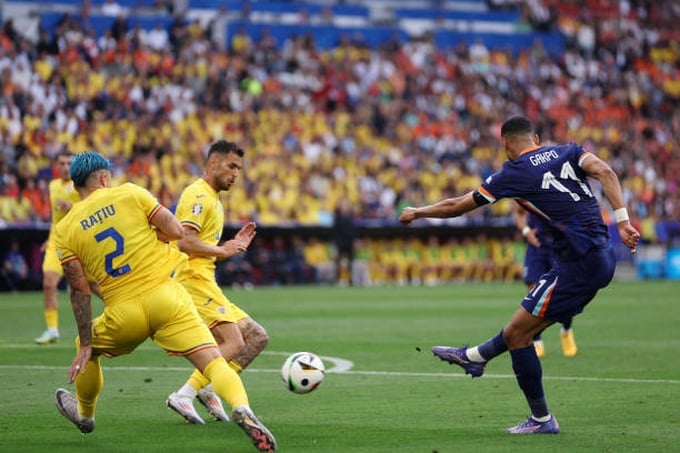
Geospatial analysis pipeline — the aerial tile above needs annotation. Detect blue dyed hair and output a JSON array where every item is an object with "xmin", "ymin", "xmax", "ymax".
[{"xmin": 70, "ymin": 151, "xmax": 112, "ymax": 187}]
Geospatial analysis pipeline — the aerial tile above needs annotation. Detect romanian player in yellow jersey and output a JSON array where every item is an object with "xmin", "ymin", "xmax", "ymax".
[
  {"xmin": 53, "ymin": 151, "xmax": 276, "ymax": 452},
  {"xmin": 166, "ymin": 139, "xmax": 269, "ymax": 425},
  {"xmin": 36, "ymin": 151, "xmax": 80, "ymax": 344}
]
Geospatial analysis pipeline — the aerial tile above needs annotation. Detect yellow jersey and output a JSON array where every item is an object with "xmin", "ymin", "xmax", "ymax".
[
  {"xmin": 48, "ymin": 178, "xmax": 80, "ymax": 236},
  {"xmin": 55, "ymin": 183, "xmax": 187, "ymax": 305},
  {"xmin": 174, "ymin": 178, "xmax": 223, "ymax": 281}
]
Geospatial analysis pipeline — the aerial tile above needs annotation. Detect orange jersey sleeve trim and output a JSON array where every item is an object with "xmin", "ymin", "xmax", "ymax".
[
  {"xmin": 60, "ymin": 255, "xmax": 79, "ymax": 265},
  {"xmin": 478, "ymin": 186, "xmax": 496, "ymax": 203},
  {"xmin": 180, "ymin": 220, "xmax": 201, "ymax": 232},
  {"xmin": 147, "ymin": 204, "xmax": 162, "ymax": 221}
]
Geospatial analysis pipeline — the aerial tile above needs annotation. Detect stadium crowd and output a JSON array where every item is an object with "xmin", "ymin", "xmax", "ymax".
[{"xmin": 0, "ymin": 0, "xmax": 678, "ymax": 287}]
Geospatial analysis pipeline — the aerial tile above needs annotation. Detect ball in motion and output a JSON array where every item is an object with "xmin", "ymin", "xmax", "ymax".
[{"xmin": 280, "ymin": 352, "xmax": 325, "ymax": 394}]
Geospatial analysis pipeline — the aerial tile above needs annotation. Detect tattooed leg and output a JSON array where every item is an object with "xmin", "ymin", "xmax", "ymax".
[{"xmin": 233, "ymin": 318, "xmax": 268, "ymax": 370}]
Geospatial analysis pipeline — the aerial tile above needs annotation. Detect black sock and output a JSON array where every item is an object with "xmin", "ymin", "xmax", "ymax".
[
  {"xmin": 562, "ymin": 318, "xmax": 573, "ymax": 331},
  {"xmin": 477, "ymin": 329, "xmax": 508, "ymax": 361},
  {"xmin": 510, "ymin": 345, "xmax": 549, "ymax": 419}
]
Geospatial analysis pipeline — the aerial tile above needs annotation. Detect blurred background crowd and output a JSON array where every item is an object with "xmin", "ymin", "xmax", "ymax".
[{"xmin": 0, "ymin": 0, "xmax": 678, "ymax": 289}]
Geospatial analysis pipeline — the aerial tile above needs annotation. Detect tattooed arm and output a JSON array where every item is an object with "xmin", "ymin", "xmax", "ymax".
[{"xmin": 63, "ymin": 259, "xmax": 94, "ymax": 383}]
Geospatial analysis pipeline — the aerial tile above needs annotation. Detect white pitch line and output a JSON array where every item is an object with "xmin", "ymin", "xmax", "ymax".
[
  {"xmin": 2, "ymin": 345, "xmax": 677, "ymax": 385},
  {"xmin": 0, "ymin": 364, "xmax": 678, "ymax": 385},
  {"xmin": 0, "ymin": 344, "xmax": 354, "ymax": 373},
  {"xmin": 271, "ymin": 351, "xmax": 354, "ymax": 373}
]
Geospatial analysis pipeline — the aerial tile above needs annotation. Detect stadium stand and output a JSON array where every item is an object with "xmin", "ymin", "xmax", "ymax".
[{"xmin": 0, "ymin": 0, "xmax": 678, "ymax": 285}]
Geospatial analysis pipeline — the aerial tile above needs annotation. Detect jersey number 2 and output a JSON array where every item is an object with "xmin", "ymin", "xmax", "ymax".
[{"xmin": 95, "ymin": 227, "xmax": 132, "ymax": 277}]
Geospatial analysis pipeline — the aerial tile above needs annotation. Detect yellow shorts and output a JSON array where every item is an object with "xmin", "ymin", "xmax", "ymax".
[
  {"xmin": 42, "ymin": 240, "xmax": 63, "ymax": 275},
  {"xmin": 179, "ymin": 273, "xmax": 249, "ymax": 329},
  {"xmin": 88, "ymin": 279, "xmax": 217, "ymax": 358}
]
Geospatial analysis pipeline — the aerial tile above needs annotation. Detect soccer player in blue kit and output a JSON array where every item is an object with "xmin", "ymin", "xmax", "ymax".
[
  {"xmin": 399, "ymin": 116, "xmax": 640, "ymax": 434},
  {"xmin": 514, "ymin": 206, "xmax": 577, "ymax": 357}
]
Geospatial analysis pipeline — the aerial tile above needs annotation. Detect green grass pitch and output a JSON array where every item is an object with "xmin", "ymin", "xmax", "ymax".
[{"xmin": 1, "ymin": 281, "xmax": 679, "ymax": 452}]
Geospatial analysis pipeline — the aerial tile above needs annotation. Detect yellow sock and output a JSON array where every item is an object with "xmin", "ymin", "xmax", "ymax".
[
  {"xmin": 75, "ymin": 356, "xmax": 103, "ymax": 419},
  {"xmin": 45, "ymin": 309, "xmax": 58, "ymax": 330},
  {"xmin": 228, "ymin": 360, "xmax": 243, "ymax": 373},
  {"xmin": 187, "ymin": 369, "xmax": 210, "ymax": 391},
  {"xmin": 203, "ymin": 358, "xmax": 249, "ymax": 409}
]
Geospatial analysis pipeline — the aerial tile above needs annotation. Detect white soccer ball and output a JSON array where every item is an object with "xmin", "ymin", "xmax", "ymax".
[{"xmin": 280, "ymin": 352, "xmax": 325, "ymax": 394}]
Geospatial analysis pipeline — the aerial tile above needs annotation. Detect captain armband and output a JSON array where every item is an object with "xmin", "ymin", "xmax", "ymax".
[{"xmin": 472, "ymin": 190, "xmax": 491, "ymax": 207}]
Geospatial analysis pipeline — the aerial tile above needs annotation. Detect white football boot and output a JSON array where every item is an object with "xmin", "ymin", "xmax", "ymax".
[
  {"xmin": 166, "ymin": 392, "xmax": 205, "ymax": 424},
  {"xmin": 197, "ymin": 386, "xmax": 229, "ymax": 422},
  {"xmin": 55, "ymin": 388, "xmax": 95, "ymax": 433}
]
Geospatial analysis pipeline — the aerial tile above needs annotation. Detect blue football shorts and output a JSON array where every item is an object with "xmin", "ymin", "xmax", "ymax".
[{"xmin": 521, "ymin": 243, "xmax": 616, "ymax": 324}]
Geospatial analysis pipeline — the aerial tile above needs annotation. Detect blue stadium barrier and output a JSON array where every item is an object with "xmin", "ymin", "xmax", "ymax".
[
  {"xmin": 5, "ymin": 0, "xmax": 157, "ymax": 6},
  {"xmin": 40, "ymin": 11, "xmax": 178, "ymax": 38},
  {"xmin": 667, "ymin": 247, "xmax": 680, "ymax": 280},
  {"xmin": 223, "ymin": 20, "xmax": 563, "ymax": 55},
  {"xmin": 329, "ymin": 4, "xmax": 370, "ymax": 17},
  {"xmin": 394, "ymin": 9, "xmax": 521, "ymax": 22},
  {"xmin": 187, "ymin": 0, "xmax": 242, "ymax": 10},
  {"xmin": 433, "ymin": 29, "xmax": 564, "ymax": 56},
  {"xmin": 249, "ymin": 2, "xmax": 323, "ymax": 15},
  {"xmin": 126, "ymin": 15, "xmax": 176, "ymax": 31},
  {"xmin": 367, "ymin": 0, "xmax": 487, "ymax": 3},
  {"xmin": 225, "ymin": 21, "xmax": 408, "ymax": 50},
  {"xmin": 6, "ymin": 0, "xmax": 82, "ymax": 4},
  {"xmin": 35, "ymin": 8, "xmax": 562, "ymax": 55},
  {"xmin": 634, "ymin": 244, "xmax": 667, "ymax": 280},
  {"xmin": 187, "ymin": 1, "xmax": 369, "ymax": 17},
  {"xmin": 114, "ymin": 0, "xmax": 159, "ymax": 7}
]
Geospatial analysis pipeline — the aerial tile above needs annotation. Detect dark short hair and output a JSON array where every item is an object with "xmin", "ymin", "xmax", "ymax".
[
  {"xmin": 70, "ymin": 151, "xmax": 112, "ymax": 187},
  {"xmin": 55, "ymin": 150, "xmax": 73, "ymax": 160},
  {"xmin": 207, "ymin": 140, "xmax": 244, "ymax": 159},
  {"xmin": 501, "ymin": 116, "xmax": 534, "ymax": 137}
]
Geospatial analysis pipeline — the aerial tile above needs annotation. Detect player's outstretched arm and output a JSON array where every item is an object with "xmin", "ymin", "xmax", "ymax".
[
  {"xmin": 581, "ymin": 154, "xmax": 640, "ymax": 253},
  {"xmin": 177, "ymin": 224, "xmax": 250, "ymax": 260},
  {"xmin": 400, "ymin": 191, "xmax": 479, "ymax": 225}
]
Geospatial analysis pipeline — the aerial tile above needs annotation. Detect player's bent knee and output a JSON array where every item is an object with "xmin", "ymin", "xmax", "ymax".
[
  {"xmin": 502, "ymin": 324, "xmax": 535, "ymax": 349},
  {"xmin": 218, "ymin": 339, "xmax": 244, "ymax": 361},
  {"xmin": 187, "ymin": 347, "xmax": 223, "ymax": 373},
  {"xmin": 252, "ymin": 325, "xmax": 269, "ymax": 350}
]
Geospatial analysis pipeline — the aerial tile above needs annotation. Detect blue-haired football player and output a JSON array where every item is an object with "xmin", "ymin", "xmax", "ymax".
[
  {"xmin": 399, "ymin": 116, "xmax": 640, "ymax": 434},
  {"xmin": 53, "ymin": 151, "xmax": 276, "ymax": 452}
]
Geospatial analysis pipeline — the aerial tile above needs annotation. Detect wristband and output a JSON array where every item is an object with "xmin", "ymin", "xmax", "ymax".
[
  {"xmin": 614, "ymin": 208, "xmax": 629, "ymax": 223},
  {"xmin": 521, "ymin": 226, "xmax": 531, "ymax": 237}
]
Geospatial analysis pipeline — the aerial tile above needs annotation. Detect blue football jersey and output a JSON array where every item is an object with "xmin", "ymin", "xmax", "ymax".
[
  {"xmin": 480, "ymin": 143, "xmax": 608, "ymax": 258},
  {"xmin": 527, "ymin": 211, "xmax": 554, "ymax": 248}
]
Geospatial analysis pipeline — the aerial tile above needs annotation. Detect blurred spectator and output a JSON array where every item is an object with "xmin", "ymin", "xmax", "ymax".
[
  {"xmin": 332, "ymin": 197, "xmax": 356, "ymax": 285},
  {"xmin": 216, "ymin": 251, "xmax": 255, "ymax": 290},
  {"xmin": 1, "ymin": 239, "xmax": 32, "ymax": 291},
  {"xmin": 303, "ymin": 237, "xmax": 335, "ymax": 284},
  {"xmin": 0, "ymin": 1, "xmax": 677, "ymax": 289},
  {"xmin": 101, "ymin": 0, "xmax": 123, "ymax": 17},
  {"xmin": 146, "ymin": 22, "xmax": 170, "ymax": 51},
  {"xmin": 20, "ymin": 177, "xmax": 51, "ymax": 222},
  {"xmin": 351, "ymin": 238, "xmax": 372, "ymax": 287}
]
